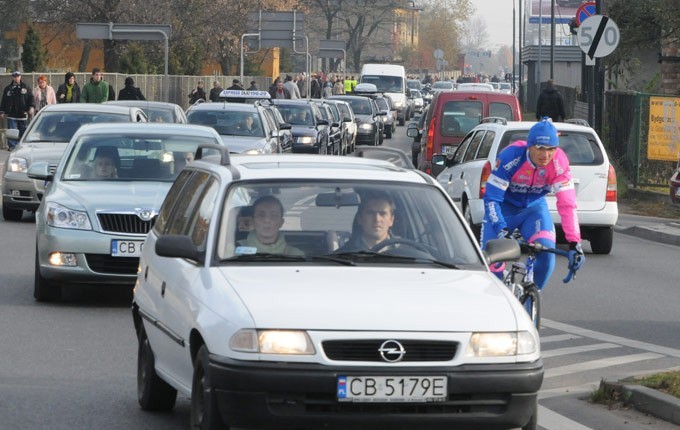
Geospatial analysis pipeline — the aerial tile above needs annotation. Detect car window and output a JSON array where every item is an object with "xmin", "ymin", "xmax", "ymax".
[
  {"xmin": 489, "ymin": 102, "xmax": 514, "ymax": 120},
  {"xmin": 375, "ymin": 98, "xmax": 389, "ymax": 111},
  {"xmin": 216, "ymin": 181, "xmax": 482, "ymax": 267},
  {"xmin": 462, "ymin": 131, "xmax": 485, "ymax": 163},
  {"xmin": 260, "ymin": 109, "xmax": 277, "ymax": 133},
  {"xmin": 327, "ymin": 104, "xmax": 341, "ymax": 122},
  {"xmin": 476, "ymin": 130, "xmax": 496, "ymax": 159},
  {"xmin": 452, "ymin": 133, "xmax": 474, "ymax": 165},
  {"xmin": 187, "ymin": 177, "xmax": 220, "ymax": 249},
  {"xmin": 556, "ymin": 132, "xmax": 605, "ymax": 166},
  {"xmin": 187, "ymin": 109, "xmax": 265, "ymax": 137},
  {"xmin": 337, "ymin": 103, "xmax": 352, "ymax": 119},
  {"xmin": 442, "ymin": 101, "xmax": 483, "ymax": 136},
  {"xmin": 24, "ymin": 112, "xmax": 132, "ymax": 143},
  {"xmin": 165, "ymin": 171, "xmax": 213, "ymax": 236},
  {"xmin": 275, "ymin": 105, "xmax": 314, "ymax": 125},
  {"xmin": 154, "ymin": 170, "xmax": 195, "ymax": 234},
  {"xmin": 347, "ymin": 98, "xmax": 372, "ymax": 115},
  {"xmin": 498, "ymin": 130, "xmax": 529, "ymax": 154}
]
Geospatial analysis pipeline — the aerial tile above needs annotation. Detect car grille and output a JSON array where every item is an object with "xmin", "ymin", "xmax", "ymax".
[
  {"xmin": 85, "ymin": 254, "xmax": 139, "ymax": 275},
  {"xmin": 48, "ymin": 163, "xmax": 58, "ymax": 174},
  {"xmin": 98, "ymin": 213, "xmax": 156, "ymax": 234},
  {"xmin": 322, "ymin": 340, "xmax": 457, "ymax": 362}
]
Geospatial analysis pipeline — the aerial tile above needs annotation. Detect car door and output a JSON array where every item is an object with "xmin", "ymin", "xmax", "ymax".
[
  {"xmin": 442, "ymin": 130, "xmax": 487, "ymax": 211},
  {"xmin": 436, "ymin": 131, "xmax": 475, "ymax": 209},
  {"xmin": 147, "ymin": 170, "xmax": 220, "ymax": 389}
]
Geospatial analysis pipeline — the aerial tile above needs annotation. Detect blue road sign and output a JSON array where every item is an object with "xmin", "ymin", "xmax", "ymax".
[
  {"xmin": 529, "ymin": 17, "xmax": 572, "ymax": 24},
  {"xmin": 576, "ymin": 2, "xmax": 596, "ymax": 26}
]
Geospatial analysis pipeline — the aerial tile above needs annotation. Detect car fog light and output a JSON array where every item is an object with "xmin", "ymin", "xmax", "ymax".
[{"xmin": 48, "ymin": 252, "xmax": 77, "ymax": 267}]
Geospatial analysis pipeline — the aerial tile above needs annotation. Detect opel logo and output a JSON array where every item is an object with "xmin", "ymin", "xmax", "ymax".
[
  {"xmin": 136, "ymin": 209, "xmax": 154, "ymax": 221},
  {"xmin": 378, "ymin": 340, "xmax": 406, "ymax": 363}
]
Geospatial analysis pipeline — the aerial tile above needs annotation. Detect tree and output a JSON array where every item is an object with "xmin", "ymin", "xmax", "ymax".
[
  {"xmin": 21, "ymin": 26, "xmax": 45, "ymax": 72},
  {"xmin": 119, "ymin": 43, "xmax": 149, "ymax": 74},
  {"xmin": 418, "ymin": 0, "xmax": 473, "ymax": 72}
]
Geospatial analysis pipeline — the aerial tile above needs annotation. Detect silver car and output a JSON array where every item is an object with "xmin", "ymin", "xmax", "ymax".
[
  {"xmin": 28, "ymin": 122, "xmax": 225, "ymax": 301},
  {"xmin": 2, "ymin": 103, "xmax": 147, "ymax": 221},
  {"xmin": 106, "ymin": 100, "xmax": 188, "ymax": 123}
]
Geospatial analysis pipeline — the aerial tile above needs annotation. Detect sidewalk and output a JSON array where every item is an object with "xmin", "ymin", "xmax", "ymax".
[{"xmin": 616, "ymin": 188, "xmax": 680, "ymax": 247}]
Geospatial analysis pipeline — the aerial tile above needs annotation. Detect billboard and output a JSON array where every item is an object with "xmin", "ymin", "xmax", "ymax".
[
  {"xmin": 529, "ymin": 0, "xmax": 578, "ymax": 24},
  {"xmin": 648, "ymin": 97, "xmax": 680, "ymax": 162}
]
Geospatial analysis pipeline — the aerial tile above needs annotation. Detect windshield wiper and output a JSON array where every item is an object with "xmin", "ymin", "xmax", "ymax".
[
  {"xmin": 309, "ymin": 255, "xmax": 357, "ymax": 266},
  {"xmin": 331, "ymin": 251, "xmax": 462, "ymax": 269},
  {"xmin": 220, "ymin": 253, "xmax": 306, "ymax": 263}
]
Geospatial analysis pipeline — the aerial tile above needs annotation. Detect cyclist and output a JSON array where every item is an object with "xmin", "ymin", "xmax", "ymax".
[{"xmin": 481, "ymin": 118, "xmax": 585, "ymax": 290}]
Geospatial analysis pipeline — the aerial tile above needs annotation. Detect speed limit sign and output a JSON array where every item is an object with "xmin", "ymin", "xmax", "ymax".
[{"xmin": 577, "ymin": 15, "xmax": 619, "ymax": 59}]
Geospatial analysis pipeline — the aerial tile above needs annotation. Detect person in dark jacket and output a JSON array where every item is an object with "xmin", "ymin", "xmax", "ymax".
[
  {"xmin": 188, "ymin": 81, "xmax": 206, "ymax": 105},
  {"xmin": 0, "ymin": 71, "xmax": 35, "ymax": 150},
  {"xmin": 56, "ymin": 72, "xmax": 81, "ymax": 103},
  {"xmin": 209, "ymin": 81, "xmax": 223, "ymax": 102},
  {"xmin": 118, "ymin": 77, "xmax": 146, "ymax": 101},
  {"xmin": 310, "ymin": 74, "xmax": 321, "ymax": 99},
  {"xmin": 535, "ymin": 80, "xmax": 565, "ymax": 122}
]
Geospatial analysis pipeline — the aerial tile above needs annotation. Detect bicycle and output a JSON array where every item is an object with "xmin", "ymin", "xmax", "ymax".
[{"xmin": 503, "ymin": 236, "xmax": 580, "ymax": 329}]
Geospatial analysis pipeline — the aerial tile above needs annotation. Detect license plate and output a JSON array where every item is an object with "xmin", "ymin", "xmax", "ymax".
[
  {"xmin": 111, "ymin": 240, "xmax": 145, "ymax": 257},
  {"xmin": 441, "ymin": 145, "xmax": 456, "ymax": 155},
  {"xmin": 337, "ymin": 376, "xmax": 447, "ymax": 402}
]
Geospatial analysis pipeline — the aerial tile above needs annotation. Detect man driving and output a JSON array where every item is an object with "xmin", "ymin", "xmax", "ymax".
[
  {"xmin": 236, "ymin": 195, "xmax": 303, "ymax": 255},
  {"xmin": 337, "ymin": 192, "xmax": 395, "ymax": 252}
]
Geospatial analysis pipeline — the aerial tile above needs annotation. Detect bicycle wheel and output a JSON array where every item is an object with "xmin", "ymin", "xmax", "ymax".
[{"xmin": 520, "ymin": 284, "xmax": 541, "ymax": 329}]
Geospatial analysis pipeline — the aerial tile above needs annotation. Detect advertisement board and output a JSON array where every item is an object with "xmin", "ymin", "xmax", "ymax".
[{"xmin": 648, "ymin": 97, "xmax": 680, "ymax": 162}]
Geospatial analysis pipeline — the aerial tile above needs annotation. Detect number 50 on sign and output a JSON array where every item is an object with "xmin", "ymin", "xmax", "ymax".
[{"xmin": 577, "ymin": 15, "xmax": 620, "ymax": 59}]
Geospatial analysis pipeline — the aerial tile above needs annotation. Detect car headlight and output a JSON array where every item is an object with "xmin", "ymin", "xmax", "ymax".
[
  {"xmin": 242, "ymin": 149, "xmax": 264, "ymax": 155},
  {"xmin": 8, "ymin": 157, "xmax": 28, "ymax": 173},
  {"xmin": 230, "ymin": 329, "xmax": 315, "ymax": 355},
  {"xmin": 359, "ymin": 123, "xmax": 374, "ymax": 131},
  {"xmin": 46, "ymin": 202, "xmax": 92, "ymax": 230},
  {"xmin": 296, "ymin": 136, "xmax": 315, "ymax": 144},
  {"xmin": 466, "ymin": 332, "xmax": 537, "ymax": 357}
]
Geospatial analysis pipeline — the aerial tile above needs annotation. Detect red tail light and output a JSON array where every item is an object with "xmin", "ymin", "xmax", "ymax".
[
  {"xmin": 606, "ymin": 164, "xmax": 617, "ymax": 202},
  {"xmin": 479, "ymin": 161, "xmax": 492, "ymax": 198},
  {"xmin": 425, "ymin": 117, "xmax": 436, "ymax": 162}
]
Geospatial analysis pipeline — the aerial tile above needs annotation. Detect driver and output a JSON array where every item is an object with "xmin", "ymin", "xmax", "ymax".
[{"xmin": 337, "ymin": 192, "xmax": 395, "ymax": 252}]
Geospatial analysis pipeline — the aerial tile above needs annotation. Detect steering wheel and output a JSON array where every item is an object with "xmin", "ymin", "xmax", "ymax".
[{"xmin": 370, "ymin": 238, "xmax": 433, "ymax": 255}]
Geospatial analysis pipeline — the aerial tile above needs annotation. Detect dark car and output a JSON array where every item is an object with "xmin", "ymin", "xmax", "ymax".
[
  {"xmin": 312, "ymin": 100, "xmax": 343, "ymax": 155},
  {"xmin": 272, "ymin": 99, "xmax": 330, "ymax": 154},
  {"xmin": 671, "ymin": 163, "xmax": 680, "ymax": 204},
  {"xmin": 260, "ymin": 103, "xmax": 294, "ymax": 153},
  {"xmin": 328, "ymin": 95, "xmax": 385, "ymax": 147},
  {"xmin": 324, "ymin": 99, "xmax": 357, "ymax": 154}
]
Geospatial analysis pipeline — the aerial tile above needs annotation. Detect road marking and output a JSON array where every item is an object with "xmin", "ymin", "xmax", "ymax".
[
  {"xmin": 538, "ymin": 405, "xmax": 594, "ymax": 430},
  {"xmin": 541, "ymin": 334, "xmax": 583, "ymax": 343},
  {"xmin": 541, "ymin": 343, "xmax": 620, "ymax": 358},
  {"xmin": 545, "ymin": 352, "xmax": 664, "ymax": 378},
  {"xmin": 542, "ymin": 319, "xmax": 680, "ymax": 358}
]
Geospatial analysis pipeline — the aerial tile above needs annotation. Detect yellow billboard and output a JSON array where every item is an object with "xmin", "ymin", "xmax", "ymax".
[{"xmin": 648, "ymin": 96, "xmax": 680, "ymax": 162}]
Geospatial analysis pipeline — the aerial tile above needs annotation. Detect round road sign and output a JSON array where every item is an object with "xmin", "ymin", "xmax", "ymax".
[
  {"xmin": 577, "ymin": 15, "xmax": 619, "ymax": 59},
  {"xmin": 575, "ymin": 1, "xmax": 596, "ymax": 26}
]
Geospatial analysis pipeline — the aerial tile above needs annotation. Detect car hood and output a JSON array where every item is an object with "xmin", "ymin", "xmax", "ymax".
[
  {"xmin": 355, "ymin": 114, "xmax": 375, "ymax": 124},
  {"xmin": 13, "ymin": 141, "xmax": 69, "ymax": 164},
  {"xmin": 219, "ymin": 135, "xmax": 268, "ymax": 154},
  {"xmin": 46, "ymin": 181, "xmax": 172, "ymax": 213},
  {"xmin": 290, "ymin": 125, "xmax": 320, "ymax": 137},
  {"xmin": 219, "ymin": 267, "xmax": 519, "ymax": 332}
]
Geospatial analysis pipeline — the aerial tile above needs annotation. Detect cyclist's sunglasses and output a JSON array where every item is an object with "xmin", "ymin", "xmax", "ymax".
[{"xmin": 534, "ymin": 145, "xmax": 557, "ymax": 151}]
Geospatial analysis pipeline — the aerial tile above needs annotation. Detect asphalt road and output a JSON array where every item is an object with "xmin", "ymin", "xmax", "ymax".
[{"xmin": 0, "ymin": 117, "xmax": 678, "ymax": 430}]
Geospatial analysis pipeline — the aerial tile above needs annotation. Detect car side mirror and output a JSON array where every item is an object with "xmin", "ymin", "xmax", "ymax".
[
  {"xmin": 6, "ymin": 129, "xmax": 20, "ymax": 141},
  {"xmin": 317, "ymin": 119, "xmax": 329, "ymax": 126},
  {"xmin": 155, "ymin": 235, "xmax": 201, "ymax": 262},
  {"xmin": 279, "ymin": 123, "xmax": 292, "ymax": 130},
  {"xmin": 484, "ymin": 239, "xmax": 521, "ymax": 265},
  {"xmin": 406, "ymin": 123, "xmax": 419, "ymax": 138},
  {"xmin": 27, "ymin": 161, "xmax": 54, "ymax": 181}
]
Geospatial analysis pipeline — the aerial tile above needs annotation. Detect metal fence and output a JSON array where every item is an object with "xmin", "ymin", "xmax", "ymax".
[{"xmin": 605, "ymin": 91, "xmax": 677, "ymax": 187}]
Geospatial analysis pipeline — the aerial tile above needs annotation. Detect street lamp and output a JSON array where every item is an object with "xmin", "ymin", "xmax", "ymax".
[{"xmin": 406, "ymin": 1, "xmax": 422, "ymax": 47}]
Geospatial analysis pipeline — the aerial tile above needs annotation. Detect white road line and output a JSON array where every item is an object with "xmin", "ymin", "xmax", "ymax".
[
  {"xmin": 545, "ymin": 352, "xmax": 664, "ymax": 378},
  {"xmin": 537, "ymin": 405, "xmax": 594, "ymax": 430},
  {"xmin": 541, "ymin": 343, "xmax": 621, "ymax": 358},
  {"xmin": 541, "ymin": 334, "xmax": 583, "ymax": 343},
  {"xmin": 542, "ymin": 319, "xmax": 680, "ymax": 358}
]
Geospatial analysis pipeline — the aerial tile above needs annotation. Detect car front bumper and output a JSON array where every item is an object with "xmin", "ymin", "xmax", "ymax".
[
  {"xmin": 2, "ymin": 171, "xmax": 44, "ymax": 211},
  {"xmin": 356, "ymin": 129, "xmax": 377, "ymax": 145},
  {"xmin": 208, "ymin": 356, "xmax": 543, "ymax": 430}
]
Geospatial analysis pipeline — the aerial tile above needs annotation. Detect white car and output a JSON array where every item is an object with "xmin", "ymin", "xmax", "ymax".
[
  {"xmin": 432, "ymin": 118, "xmax": 618, "ymax": 254},
  {"xmin": 132, "ymin": 154, "xmax": 542, "ymax": 429}
]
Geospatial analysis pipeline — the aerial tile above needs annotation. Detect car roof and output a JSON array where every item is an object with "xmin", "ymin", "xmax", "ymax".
[
  {"xmin": 271, "ymin": 99, "xmax": 314, "ymax": 105},
  {"xmin": 105, "ymin": 100, "xmax": 181, "ymax": 110},
  {"xmin": 187, "ymin": 102, "xmax": 257, "ymax": 112},
  {"xmin": 37, "ymin": 103, "xmax": 142, "ymax": 114},
  {"xmin": 481, "ymin": 120, "xmax": 597, "ymax": 133},
  {"xmin": 199, "ymin": 154, "xmax": 433, "ymax": 183},
  {"xmin": 73, "ymin": 122, "xmax": 222, "ymax": 138}
]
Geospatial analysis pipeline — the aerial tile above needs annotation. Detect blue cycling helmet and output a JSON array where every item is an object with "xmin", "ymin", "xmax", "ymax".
[{"xmin": 527, "ymin": 117, "xmax": 559, "ymax": 147}]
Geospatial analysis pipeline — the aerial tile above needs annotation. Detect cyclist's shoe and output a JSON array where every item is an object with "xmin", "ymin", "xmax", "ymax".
[
  {"xmin": 497, "ymin": 228, "xmax": 511, "ymax": 240},
  {"xmin": 568, "ymin": 242, "xmax": 585, "ymax": 271}
]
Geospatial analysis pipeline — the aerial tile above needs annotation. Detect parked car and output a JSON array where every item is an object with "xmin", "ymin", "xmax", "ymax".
[
  {"xmin": 431, "ymin": 118, "xmax": 618, "ymax": 254},
  {"xmin": 374, "ymin": 95, "xmax": 396, "ymax": 139},
  {"xmin": 28, "ymin": 123, "xmax": 225, "ymax": 301},
  {"xmin": 132, "ymin": 153, "xmax": 541, "ymax": 430},
  {"xmin": 328, "ymin": 93, "xmax": 385, "ymax": 147},
  {"xmin": 106, "ymin": 100, "xmax": 187, "ymax": 123},
  {"xmin": 272, "ymin": 99, "xmax": 331, "ymax": 154},
  {"xmin": 312, "ymin": 100, "xmax": 344, "ymax": 155},
  {"xmin": 325, "ymin": 99, "xmax": 357, "ymax": 154},
  {"xmin": 2, "ymin": 103, "xmax": 148, "ymax": 221},
  {"xmin": 671, "ymin": 162, "xmax": 680, "ymax": 204},
  {"xmin": 186, "ymin": 100, "xmax": 286, "ymax": 154},
  {"xmin": 411, "ymin": 90, "xmax": 522, "ymax": 175}
]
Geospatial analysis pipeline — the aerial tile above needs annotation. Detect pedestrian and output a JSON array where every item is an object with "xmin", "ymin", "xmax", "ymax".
[
  {"xmin": 332, "ymin": 77, "xmax": 345, "ymax": 95},
  {"xmin": 82, "ymin": 68, "xmax": 110, "ymax": 103},
  {"xmin": 322, "ymin": 80, "xmax": 333, "ymax": 98},
  {"xmin": 227, "ymin": 79, "xmax": 244, "ymax": 91},
  {"xmin": 310, "ymin": 74, "xmax": 321, "ymax": 99},
  {"xmin": 188, "ymin": 80, "xmax": 207, "ymax": 105},
  {"xmin": 56, "ymin": 72, "xmax": 81, "ymax": 103},
  {"xmin": 284, "ymin": 75, "xmax": 300, "ymax": 99},
  {"xmin": 118, "ymin": 77, "xmax": 146, "ymax": 101},
  {"xmin": 535, "ymin": 79, "xmax": 566, "ymax": 122},
  {"xmin": 247, "ymin": 80, "xmax": 258, "ymax": 91},
  {"xmin": 209, "ymin": 80, "xmax": 223, "ymax": 102},
  {"xmin": 297, "ymin": 73, "xmax": 307, "ymax": 98},
  {"xmin": 0, "ymin": 71, "xmax": 35, "ymax": 150},
  {"xmin": 33, "ymin": 75, "xmax": 57, "ymax": 111},
  {"xmin": 269, "ymin": 79, "xmax": 291, "ymax": 99}
]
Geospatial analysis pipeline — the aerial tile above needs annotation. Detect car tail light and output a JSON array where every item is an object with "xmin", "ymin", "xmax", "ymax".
[
  {"xmin": 425, "ymin": 117, "xmax": 436, "ymax": 163},
  {"xmin": 606, "ymin": 164, "xmax": 617, "ymax": 202},
  {"xmin": 479, "ymin": 161, "xmax": 492, "ymax": 198}
]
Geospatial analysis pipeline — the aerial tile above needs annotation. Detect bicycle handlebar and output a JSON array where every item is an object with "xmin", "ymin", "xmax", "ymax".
[{"xmin": 515, "ymin": 239, "xmax": 579, "ymax": 283}]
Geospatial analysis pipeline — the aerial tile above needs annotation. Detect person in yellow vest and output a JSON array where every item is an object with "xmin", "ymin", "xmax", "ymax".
[{"xmin": 344, "ymin": 75, "xmax": 357, "ymax": 94}]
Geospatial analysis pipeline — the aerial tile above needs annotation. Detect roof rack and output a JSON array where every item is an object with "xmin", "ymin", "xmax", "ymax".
[
  {"xmin": 481, "ymin": 117, "xmax": 507, "ymax": 125},
  {"xmin": 565, "ymin": 118, "xmax": 590, "ymax": 127}
]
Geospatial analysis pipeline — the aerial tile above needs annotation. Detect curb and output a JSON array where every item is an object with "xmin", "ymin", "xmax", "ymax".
[
  {"xmin": 600, "ymin": 380, "xmax": 680, "ymax": 426},
  {"xmin": 615, "ymin": 224, "xmax": 680, "ymax": 247}
]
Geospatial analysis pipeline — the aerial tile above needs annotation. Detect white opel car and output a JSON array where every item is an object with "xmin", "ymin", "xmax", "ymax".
[
  {"xmin": 433, "ymin": 119, "xmax": 618, "ymax": 254},
  {"xmin": 132, "ymin": 153, "xmax": 542, "ymax": 430}
]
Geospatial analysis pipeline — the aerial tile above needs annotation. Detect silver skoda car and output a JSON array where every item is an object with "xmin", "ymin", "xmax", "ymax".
[{"xmin": 28, "ymin": 122, "xmax": 224, "ymax": 301}]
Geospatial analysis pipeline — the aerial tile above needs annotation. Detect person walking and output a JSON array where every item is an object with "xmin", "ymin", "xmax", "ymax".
[
  {"xmin": 269, "ymin": 80, "xmax": 291, "ymax": 99},
  {"xmin": 188, "ymin": 80, "xmax": 207, "ymax": 105},
  {"xmin": 117, "ymin": 77, "xmax": 146, "ymax": 101},
  {"xmin": 0, "ymin": 71, "xmax": 35, "ymax": 150},
  {"xmin": 209, "ymin": 81, "xmax": 223, "ymax": 102},
  {"xmin": 535, "ymin": 79, "xmax": 566, "ymax": 122},
  {"xmin": 56, "ymin": 72, "xmax": 81, "ymax": 103},
  {"xmin": 310, "ymin": 74, "xmax": 321, "ymax": 99},
  {"xmin": 82, "ymin": 68, "xmax": 110, "ymax": 103},
  {"xmin": 247, "ymin": 80, "xmax": 258, "ymax": 91},
  {"xmin": 284, "ymin": 75, "xmax": 300, "ymax": 99},
  {"xmin": 33, "ymin": 75, "xmax": 57, "ymax": 111}
]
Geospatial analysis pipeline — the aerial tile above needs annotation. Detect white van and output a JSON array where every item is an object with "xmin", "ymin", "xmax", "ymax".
[{"xmin": 359, "ymin": 64, "xmax": 411, "ymax": 125}]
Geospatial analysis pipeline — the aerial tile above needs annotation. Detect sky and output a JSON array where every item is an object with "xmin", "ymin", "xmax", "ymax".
[{"xmin": 469, "ymin": 0, "xmax": 517, "ymax": 49}]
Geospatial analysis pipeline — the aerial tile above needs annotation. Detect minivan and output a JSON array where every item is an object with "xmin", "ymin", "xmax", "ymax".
[{"xmin": 410, "ymin": 91, "xmax": 522, "ymax": 175}]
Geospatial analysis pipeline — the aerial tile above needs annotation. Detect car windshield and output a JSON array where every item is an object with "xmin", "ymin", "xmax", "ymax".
[
  {"xmin": 375, "ymin": 98, "xmax": 389, "ymax": 111},
  {"xmin": 361, "ymin": 75, "xmax": 404, "ymax": 93},
  {"xmin": 498, "ymin": 130, "xmax": 605, "ymax": 166},
  {"xmin": 432, "ymin": 82, "xmax": 454, "ymax": 90},
  {"xmin": 347, "ymin": 98, "xmax": 372, "ymax": 115},
  {"xmin": 146, "ymin": 108, "xmax": 175, "ymax": 123},
  {"xmin": 411, "ymin": 90, "xmax": 422, "ymax": 98},
  {"xmin": 61, "ymin": 133, "xmax": 219, "ymax": 182},
  {"xmin": 216, "ymin": 181, "xmax": 483, "ymax": 268},
  {"xmin": 23, "ymin": 112, "xmax": 131, "ymax": 143},
  {"xmin": 274, "ymin": 105, "xmax": 314, "ymax": 125},
  {"xmin": 187, "ymin": 110, "xmax": 265, "ymax": 137},
  {"xmin": 441, "ymin": 101, "xmax": 483, "ymax": 136}
]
